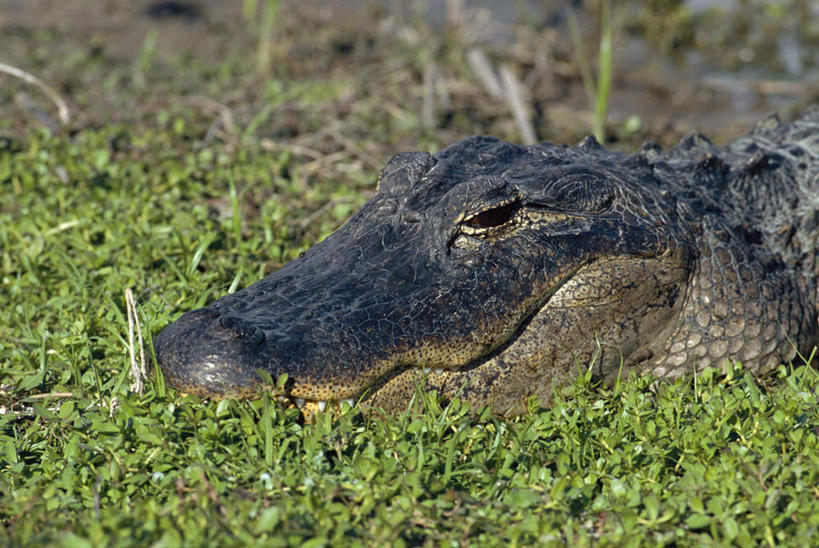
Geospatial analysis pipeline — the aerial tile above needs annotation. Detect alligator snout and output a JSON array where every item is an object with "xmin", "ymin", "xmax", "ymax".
[{"xmin": 154, "ymin": 308, "xmax": 265, "ymax": 397}]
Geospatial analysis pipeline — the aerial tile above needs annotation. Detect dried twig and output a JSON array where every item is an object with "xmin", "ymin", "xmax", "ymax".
[
  {"xmin": 322, "ymin": 126, "xmax": 382, "ymax": 170},
  {"xmin": 109, "ymin": 397, "xmax": 120, "ymax": 418},
  {"xmin": 259, "ymin": 138, "xmax": 326, "ymax": 161},
  {"xmin": 0, "ymin": 62, "xmax": 70, "ymax": 124},
  {"xmin": 27, "ymin": 392, "xmax": 74, "ymax": 400},
  {"xmin": 466, "ymin": 48, "xmax": 503, "ymax": 100},
  {"xmin": 187, "ymin": 95, "xmax": 236, "ymax": 135},
  {"xmin": 499, "ymin": 64, "xmax": 537, "ymax": 145},
  {"xmin": 125, "ymin": 288, "xmax": 146, "ymax": 394},
  {"xmin": 300, "ymin": 150, "xmax": 348, "ymax": 175}
]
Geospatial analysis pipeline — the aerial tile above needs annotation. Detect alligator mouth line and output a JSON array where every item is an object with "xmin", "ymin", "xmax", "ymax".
[{"xmin": 278, "ymin": 265, "xmax": 582, "ymax": 419}]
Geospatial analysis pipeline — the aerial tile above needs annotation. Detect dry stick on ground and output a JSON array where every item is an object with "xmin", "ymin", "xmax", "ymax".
[
  {"xmin": 202, "ymin": 118, "xmax": 229, "ymax": 147},
  {"xmin": 466, "ymin": 48, "xmax": 504, "ymax": 100},
  {"xmin": 499, "ymin": 64, "xmax": 537, "ymax": 145},
  {"xmin": 300, "ymin": 150, "xmax": 349, "ymax": 176},
  {"xmin": 0, "ymin": 62, "xmax": 70, "ymax": 124},
  {"xmin": 187, "ymin": 95, "xmax": 236, "ymax": 136},
  {"xmin": 28, "ymin": 392, "xmax": 74, "ymax": 400},
  {"xmin": 259, "ymin": 139, "xmax": 327, "ymax": 161},
  {"xmin": 125, "ymin": 288, "xmax": 146, "ymax": 395},
  {"xmin": 188, "ymin": 95, "xmax": 238, "ymax": 148},
  {"xmin": 321, "ymin": 126, "xmax": 383, "ymax": 171}
]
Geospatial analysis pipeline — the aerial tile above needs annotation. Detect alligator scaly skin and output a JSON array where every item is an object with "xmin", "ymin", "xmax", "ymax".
[{"xmin": 155, "ymin": 107, "xmax": 818, "ymax": 416}]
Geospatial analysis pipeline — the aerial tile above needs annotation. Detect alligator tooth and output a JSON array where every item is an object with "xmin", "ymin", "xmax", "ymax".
[
  {"xmin": 433, "ymin": 368, "xmax": 444, "ymax": 375},
  {"xmin": 295, "ymin": 397, "xmax": 305, "ymax": 409},
  {"xmin": 317, "ymin": 401, "xmax": 327, "ymax": 412}
]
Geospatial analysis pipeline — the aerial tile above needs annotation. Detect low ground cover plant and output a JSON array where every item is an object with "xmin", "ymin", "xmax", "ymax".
[{"xmin": 1, "ymin": 127, "xmax": 818, "ymax": 546}]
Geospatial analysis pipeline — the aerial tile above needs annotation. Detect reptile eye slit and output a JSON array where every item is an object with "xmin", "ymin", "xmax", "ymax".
[{"xmin": 465, "ymin": 201, "xmax": 520, "ymax": 228}]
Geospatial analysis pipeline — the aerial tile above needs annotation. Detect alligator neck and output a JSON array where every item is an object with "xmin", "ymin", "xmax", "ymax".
[{"xmin": 724, "ymin": 111, "xmax": 819, "ymax": 312}]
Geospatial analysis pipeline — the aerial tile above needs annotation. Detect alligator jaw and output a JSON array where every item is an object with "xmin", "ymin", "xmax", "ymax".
[
  {"xmin": 361, "ymin": 251, "xmax": 690, "ymax": 417},
  {"xmin": 278, "ymin": 267, "xmax": 581, "ymax": 419},
  {"xmin": 246, "ymin": 250, "xmax": 687, "ymax": 421},
  {"xmin": 154, "ymin": 262, "xmax": 584, "ymax": 418},
  {"xmin": 193, "ymin": 251, "xmax": 685, "ymax": 421}
]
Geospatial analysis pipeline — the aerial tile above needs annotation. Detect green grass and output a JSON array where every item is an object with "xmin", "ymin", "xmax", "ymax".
[
  {"xmin": 1, "ymin": 125, "xmax": 819, "ymax": 546},
  {"xmin": 567, "ymin": 0, "xmax": 614, "ymax": 144}
]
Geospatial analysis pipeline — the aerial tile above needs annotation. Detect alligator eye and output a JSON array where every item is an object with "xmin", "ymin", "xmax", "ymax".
[{"xmin": 464, "ymin": 202, "xmax": 520, "ymax": 229}]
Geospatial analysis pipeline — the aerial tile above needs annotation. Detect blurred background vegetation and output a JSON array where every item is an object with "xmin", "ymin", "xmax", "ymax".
[{"xmin": 1, "ymin": 0, "xmax": 816, "ymax": 155}]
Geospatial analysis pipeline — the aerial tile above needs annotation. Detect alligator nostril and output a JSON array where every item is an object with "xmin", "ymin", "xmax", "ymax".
[
  {"xmin": 219, "ymin": 315, "xmax": 238, "ymax": 330},
  {"xmin": 247, "ymin": 328, "xmax": 265, "ymax": 347},
  {"xmin": 216, "ymin": 315, "xmax": 237, "ymax": 335}
]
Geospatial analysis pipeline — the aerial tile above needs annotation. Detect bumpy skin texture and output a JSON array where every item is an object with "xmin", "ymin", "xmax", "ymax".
[{"xmin": 155, "ymin": 107, "xmax": 819, "ymax": 416}]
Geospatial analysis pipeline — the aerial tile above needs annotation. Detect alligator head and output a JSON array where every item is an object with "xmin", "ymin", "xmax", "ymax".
[{"xmin": 155, "ymin": 115, "xmax": 819, "ymax": 417}]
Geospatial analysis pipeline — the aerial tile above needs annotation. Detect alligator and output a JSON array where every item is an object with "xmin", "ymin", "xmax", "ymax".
[{"xmin": 154, "ymin": 107, "xmax": 819, "ymax": 418}]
